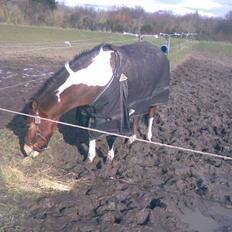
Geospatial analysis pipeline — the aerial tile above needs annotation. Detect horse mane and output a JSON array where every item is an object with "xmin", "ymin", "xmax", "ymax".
[
  {"xmin": 71, "ymin": 43, "xmax": 113, "ymax": 67},
  {"xmin": 33, "ymin": 43, "xmax": 114, "ymax": 102}
]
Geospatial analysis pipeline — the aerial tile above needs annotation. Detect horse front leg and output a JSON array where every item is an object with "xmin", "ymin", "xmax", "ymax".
[
  {"xmin": 106, "ymin": 136, "xmax": 117, "ymax": 161},
  {"xmin": 147, "ymin": 106, "xmax": 156, "ymax": 141},
  {"xmin": 88, "ymin": 139, "xmax": 96, "ymax": 162}
]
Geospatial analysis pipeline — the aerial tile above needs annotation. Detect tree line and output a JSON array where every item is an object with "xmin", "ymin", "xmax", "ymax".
[{"xmin": 0, "ymin": 0, "xmax": 232, "ymax": 42}]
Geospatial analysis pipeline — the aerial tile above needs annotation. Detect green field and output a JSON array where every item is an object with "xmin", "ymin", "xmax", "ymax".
[
  {"xmin": 0, "ymin": 24, "xmax": 134, "ymax": 43},
  {"xmin": 0, "ymin": 24, "xmax": 197, "ymax": 65},
  {"xmin": 1, "ymin": 24, "xmax": 232, "ymax": 65}
]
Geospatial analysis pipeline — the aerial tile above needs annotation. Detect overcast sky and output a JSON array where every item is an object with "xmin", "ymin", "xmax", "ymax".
[{"xmin": 57, "ymin": 0, "xmax": 232, "ymax": 17}]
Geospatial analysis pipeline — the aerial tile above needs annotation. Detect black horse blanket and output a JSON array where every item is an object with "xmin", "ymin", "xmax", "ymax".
[{"xmin": 76, "ymin": 42, "xmax": 170, "ymax": 139}]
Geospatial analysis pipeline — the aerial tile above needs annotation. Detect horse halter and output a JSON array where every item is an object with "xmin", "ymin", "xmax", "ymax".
[{"xmin": 25, "ymin": 111, "xmax": 48, "ymax": 152}]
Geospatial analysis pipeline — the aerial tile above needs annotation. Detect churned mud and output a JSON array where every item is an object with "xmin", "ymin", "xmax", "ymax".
[{"xmin": 0, "ymin": 51, "xmax": 232, "ymax": 231}]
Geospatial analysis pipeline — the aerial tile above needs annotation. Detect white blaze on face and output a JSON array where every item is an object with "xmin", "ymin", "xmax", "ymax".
[{"xmin": 56, "ymin": 48, "xmax": 113, "ymax": 102}]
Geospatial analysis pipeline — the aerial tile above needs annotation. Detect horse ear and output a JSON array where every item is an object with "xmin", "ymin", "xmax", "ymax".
[{"xmin": 31, "ymin": 101, "xmax": 38, "ymax": 111}]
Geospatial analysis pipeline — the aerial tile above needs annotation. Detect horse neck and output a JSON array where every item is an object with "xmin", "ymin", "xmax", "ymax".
[{"xmin": 39, "ymin": 85, "xmax": 103, "ymax": 119}]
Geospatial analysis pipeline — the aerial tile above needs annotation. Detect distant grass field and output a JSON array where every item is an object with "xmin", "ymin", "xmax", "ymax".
[
  {"xmin": 1, "ymin": 24, "xmax": 232, "ymax": 65},
  {"xmin": 196, "ymin": 40, "xmax": 232, "ymax": 57},
  {"xmin": 0, "ymin": 24, "xmax": 196, "ymax": 64},
  {"xmin": 0, "ymin": 24, "xmax": 131, "ymax": 43}
]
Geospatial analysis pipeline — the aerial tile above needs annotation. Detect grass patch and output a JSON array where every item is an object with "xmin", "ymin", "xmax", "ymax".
[
  {"xmin": 134, "ymin": 36, "xmax": 197, "ymax": 69},
  {"xmin": 0, "ymin": 129, "xmax": 22, "ymax": 164},
  {"xmin": 196, "ymin": 40, "xmax": 232, "ymax": 57},
  {"xmin": 0, "ymin": 128, "xmax": 76, "ymax": 195},
  {"xmin": 168, "ymin": 40, "xmax": 197, "ymax": 68},
  {"xmin": 1, "ymin": 165, "xmax": 76, "ymax": 193},
  {"xmin": 0, "ymin": 128, "xmax": 75, "ymax": 229},
  {"xmin": 0, "ymin": 203, "xmax": 26, "ymax": 231}
]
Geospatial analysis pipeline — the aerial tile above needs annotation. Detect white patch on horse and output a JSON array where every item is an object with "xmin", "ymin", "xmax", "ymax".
[
  {"xmin": 147, "ymin": 117, "xmax": 154, "ymax": 141},
  {"xmin": 88, "ymin": 139, "xmax": 96, "ymax": 162},
  {"xmin": 107, "ymin": 147, "xmax": 115, "ymax": 161},
  {"xmin": 129, "ymin": 108, "xmax": 135, "ymax": 116},
  {"xmin": 56, "ymin": 48, "xmax": 113, "ymax": 102}
]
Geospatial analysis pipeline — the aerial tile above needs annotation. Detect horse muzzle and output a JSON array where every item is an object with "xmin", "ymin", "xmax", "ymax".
[{"xmin": 23, "ymin": 144, "xmax": 40, "ymax": 158}]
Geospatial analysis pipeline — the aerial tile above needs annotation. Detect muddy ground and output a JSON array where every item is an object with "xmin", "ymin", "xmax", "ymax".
[{"xmin": 0, "ymin": 51, "xmax": 232, "ymax": 232}]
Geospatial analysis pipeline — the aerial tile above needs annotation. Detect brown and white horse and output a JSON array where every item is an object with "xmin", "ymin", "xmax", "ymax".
[{"xmin": 24, "ymin": 42, "xmax": 170, "ymax": 162}]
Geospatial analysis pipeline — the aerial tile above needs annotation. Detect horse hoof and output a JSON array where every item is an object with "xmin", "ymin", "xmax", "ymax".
[
  {"xmin": 87, "ymin": 151, "xmax": 96, "ymax": 163},
  {"xmin": 29, "ymin": 150, "xmax": 39, "ymax": 158},
  {"xmin": 86, "ymin": 156, "xmax": 95, "ymax": 163},
  {"xmin": 146, "ymin": 133, "xmax": 152, "ymax": 141},
  {"xmin": 106, "ymin": 157, "xmax": 114, "ymax": 165}
]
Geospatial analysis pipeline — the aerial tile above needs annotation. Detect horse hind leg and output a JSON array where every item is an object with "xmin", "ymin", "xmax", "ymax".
[
  {"xmin": 128, "ymin": 116, "xmax": 139, "ymax": 144},
  {"xmin": 147, "ymin": 106, "xmax": 156, "ymax": 141}
]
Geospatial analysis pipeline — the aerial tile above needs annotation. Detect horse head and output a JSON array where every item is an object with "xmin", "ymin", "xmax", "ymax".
[{"xmin": 24, "ymin": 100, "xmax": 57, "ymax": 157}]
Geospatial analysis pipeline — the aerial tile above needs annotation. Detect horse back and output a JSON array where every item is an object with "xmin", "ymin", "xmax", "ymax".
[{"xmin": 113, "ymin": 42, "xmax": 170, "ymax": 110}]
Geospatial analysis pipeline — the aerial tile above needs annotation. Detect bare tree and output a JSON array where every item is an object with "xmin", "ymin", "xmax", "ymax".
[{"xmin": 0, "ymin": 1, "xmax": 232, "ymax": 42}]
